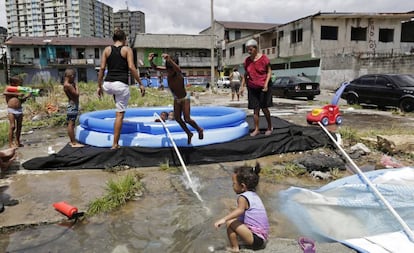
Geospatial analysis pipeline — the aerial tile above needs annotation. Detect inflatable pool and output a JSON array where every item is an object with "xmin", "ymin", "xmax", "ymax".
[{"xmin": 75, "ymin": 106, "xmax": 249, "ymax": 148}]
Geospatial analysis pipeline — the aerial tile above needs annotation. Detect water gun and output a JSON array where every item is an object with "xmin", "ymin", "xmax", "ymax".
[{"xmin": 6, "ymin": 86, "xmax": 40, "ymax": 96}]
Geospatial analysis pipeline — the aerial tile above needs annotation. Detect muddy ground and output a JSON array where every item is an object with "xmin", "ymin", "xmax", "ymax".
[{"xmin": 0, "ymin": 88, "xmax": 413, "ymax": 252}]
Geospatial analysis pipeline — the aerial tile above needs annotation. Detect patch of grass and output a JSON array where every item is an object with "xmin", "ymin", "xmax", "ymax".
[
  {"xmin": 0, "ymin": 122, "xmax": 8, "ymax": 147},
  {"xmin": 260, "ymin": 163, "xmax": 307, "ymax": 181},
  {"xmin": 158, "ymin": 161, "xmax": 179, "ymax": 173},
  {"xmin": 86, "ymin": 173, "xmax": 144, "ymax": 216},
  {"xmin": 338, "ymin": 126, "xmax": 360, "ymax": 143}
]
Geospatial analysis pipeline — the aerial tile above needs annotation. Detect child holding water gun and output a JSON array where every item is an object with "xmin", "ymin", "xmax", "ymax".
[
  {"xmin": 3, "ymin": 76, "xmax": 31, "ymax": 148},
  {"xmin": 3, "ymin": 76, "xmax": 32, "ymax": 148}
]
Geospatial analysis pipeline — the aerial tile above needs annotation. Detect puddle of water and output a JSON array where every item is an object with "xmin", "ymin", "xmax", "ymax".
[{"xmin": 0, "ymin": 166, "xmax": 304, "ymax": 253}]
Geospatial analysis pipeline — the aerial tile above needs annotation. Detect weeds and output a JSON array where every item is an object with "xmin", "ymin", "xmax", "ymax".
[
  {"xmin": 86, "ymin": 173, "xmax": 144, "ymax": 216},
  {"xmin": 337, "ymin": 127, "xmax": 360, "ymax": 143},
  {"xmin": 260, "ymin": 163, "xmax": 307, "ymax": 181},
  {"xmin": 0, "ymin": 122, "xmax": 8, "ymax": 147}
]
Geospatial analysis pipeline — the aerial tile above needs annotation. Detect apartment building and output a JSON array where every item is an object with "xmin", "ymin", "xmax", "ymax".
[
  {"xmin": 200, "ymin": 21, "xmax": 278, "ymax": 75},
  {"xmin": 5, "ymin": 0, "xmax": 113, "ymax": 38},
  {"xmin": 221, "ymin": 12, "xmax": 414, "ymax": 88},
  {"xmin": 114, "ymin": 9, "xmax": 145, "ymax": 45},
  {"xmin": 134, "ymin": 33, "xmax": 213, "ymax": 78},
  {"xmin": 4, "ymin": 36, "xmax": 112, "ymax": 83}
]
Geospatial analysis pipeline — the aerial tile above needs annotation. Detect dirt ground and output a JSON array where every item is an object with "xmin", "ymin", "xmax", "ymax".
[{"xmin": 1, "ymin": 88, "xmax": 413, "ymax": 252}]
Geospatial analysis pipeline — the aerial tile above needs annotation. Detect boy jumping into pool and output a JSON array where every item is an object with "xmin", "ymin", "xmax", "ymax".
[{"xmin": 149, "ymin": 53, "xmax": 203, "ymax": 144}]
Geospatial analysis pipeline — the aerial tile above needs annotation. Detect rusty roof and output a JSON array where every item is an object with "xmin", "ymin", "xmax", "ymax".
[{"xmin": 5, "ymin": 36, "xmax": 113, "ymax": 46}]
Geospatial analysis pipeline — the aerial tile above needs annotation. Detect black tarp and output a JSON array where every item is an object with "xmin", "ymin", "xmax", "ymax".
[{"xmin": 22, "ymin": 116, "xmax": 333, "ymax": 170}]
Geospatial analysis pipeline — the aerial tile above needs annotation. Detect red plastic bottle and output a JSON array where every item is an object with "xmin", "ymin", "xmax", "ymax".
[{"xmin": 53, "ymin": 201, "xmax": 78, "ymax": 218}]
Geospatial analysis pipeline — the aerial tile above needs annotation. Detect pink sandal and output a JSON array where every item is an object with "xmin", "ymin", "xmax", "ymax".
[{"xmin": 298, "ymin": 237, "xmax": 315, "ymax": 253}]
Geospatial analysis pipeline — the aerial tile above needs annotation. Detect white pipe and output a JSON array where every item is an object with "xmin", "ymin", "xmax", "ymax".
[
  {"xmin": 318, "ymin": 122, "xmax": 414, "ymax": 242},
  {"xmin": 154, "ymin": 113, "xmax": 204, "ymax": 203}
]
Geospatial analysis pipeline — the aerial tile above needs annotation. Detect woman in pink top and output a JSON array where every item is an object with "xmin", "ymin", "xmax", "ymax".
[{"xmin": 240, "ymin": 39, "xmax": 273, "ymax": 137}]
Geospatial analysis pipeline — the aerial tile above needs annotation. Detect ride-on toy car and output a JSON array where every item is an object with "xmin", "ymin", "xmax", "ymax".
[{"xmin": 306, "ymin": 104, "xmax": 342, "ymax": 126}]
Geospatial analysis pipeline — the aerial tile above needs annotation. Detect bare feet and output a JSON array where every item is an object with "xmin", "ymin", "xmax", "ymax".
[
  {"xmin": 198, "ymin": 128, "xmax": 204, "ymax": 140},
  {"xmin": 110, "ymin": 145, "xmax": 121, "ymax": 150},
  {"xmin": 69, "ymin": 142, "xmax": 85, "ymax": 148},
  {"xmin": 226, "ymin": 247, "xmax": 240, "ymax": 253},
  {"xmin": 250, "ymin": 130, "xmax": 260, "ymax": 137},
  {"xmin": 187, "ymin": 132, "xmax": 194, "ymax": 145}
]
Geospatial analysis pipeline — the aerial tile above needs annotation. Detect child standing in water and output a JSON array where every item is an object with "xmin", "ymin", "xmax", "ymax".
[
  {"xmin": 63, "ymin": 68, "xmax": 84, "ymax": 147},
  {"xmin": 214, "ymin": 163, "xmax": 269, "ymax": 252},
  {"xmin": 149, "ymin": 53, "xmax": 203, "ymax": 144}
]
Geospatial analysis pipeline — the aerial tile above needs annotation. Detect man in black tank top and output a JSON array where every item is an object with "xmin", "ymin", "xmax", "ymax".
[{"xmin": 97, "ymin": 28, "xmax": 145, "ymax": 149}]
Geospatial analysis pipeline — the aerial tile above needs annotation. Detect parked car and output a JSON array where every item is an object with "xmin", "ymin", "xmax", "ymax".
[
  {"xmin": 270, "ymin": 76, "xmax": 320, "ymax": 100},
  {"xmin": 340, "ymin": 74, "xmax": 414, "ymax": 112},
  {"xmin": 216, "ymin": 76, "xmax": 230, "ymax": 88},
  {"xmin": 186, "ymin": 77, "xmax": 210, "ymax": 87}
]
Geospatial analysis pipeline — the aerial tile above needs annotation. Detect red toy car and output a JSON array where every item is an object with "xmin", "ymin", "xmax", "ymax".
[{"xmin": 306, "ymin": 104, "xmax": 342, "ymax": 126}]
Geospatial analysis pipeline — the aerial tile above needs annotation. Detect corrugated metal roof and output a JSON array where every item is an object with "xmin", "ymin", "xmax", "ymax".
[
  {"xmin": 216, "ymin": 21, "xmax": 279, "ymax": 30},
  {"xmin": 134, "ymin": 33, "xmax": 212, "ymax": 49},
  {"xmin": 5, "ymin": 36, "xmax": 113, "ymax": 46}
]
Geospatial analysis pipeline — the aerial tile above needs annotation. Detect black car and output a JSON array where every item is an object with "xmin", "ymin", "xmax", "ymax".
[
  {"xmin": 270, "ymin": 76, "xmax": 320, "ymax": 100},
  {"xmin": 340, "ymin": 74, "xmax": 414, "ymax": 112}
]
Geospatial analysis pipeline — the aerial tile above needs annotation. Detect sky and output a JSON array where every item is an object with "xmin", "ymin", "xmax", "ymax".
[{"xmin": 0, "ymin": 0, "xmax": 413, "ymax": 34}]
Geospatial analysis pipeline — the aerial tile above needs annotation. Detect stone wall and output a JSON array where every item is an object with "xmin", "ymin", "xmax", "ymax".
[{"xmin": 320, "ymin": 54, "xmax": 414, "ymax": 90}]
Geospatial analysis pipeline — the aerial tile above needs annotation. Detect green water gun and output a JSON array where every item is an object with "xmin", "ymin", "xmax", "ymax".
[{"xmin": 6, "ymin": 86, "xmax": 40, "ymax": 96}]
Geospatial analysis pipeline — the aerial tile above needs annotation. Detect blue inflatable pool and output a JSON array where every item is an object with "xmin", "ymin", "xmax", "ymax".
[{"xmin": 75, "ymin": 106, "xmax": 249, "ymax": 148}]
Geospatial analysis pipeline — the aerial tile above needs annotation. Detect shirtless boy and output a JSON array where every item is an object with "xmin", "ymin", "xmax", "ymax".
[
  {"xmin": 63, "ymin": 68, "xmax": 84, "ymax": 147},
  {"xmin": 149, "ymin": 53, "xmax": 203, "ymax": 144},
  {"xmin": 3, "ymin": 76, "xmax": 31, "ymax": 148}
]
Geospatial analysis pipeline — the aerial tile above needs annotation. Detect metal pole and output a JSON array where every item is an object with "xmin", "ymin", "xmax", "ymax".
[{"xmin": 210, "ymin": 0, "xmax": 215, "ymax": 91}]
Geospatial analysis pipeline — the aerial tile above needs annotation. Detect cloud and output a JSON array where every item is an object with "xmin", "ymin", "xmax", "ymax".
[{"xmin": 1, "ymin": 0, "xmax": 412, "ymax": 35}]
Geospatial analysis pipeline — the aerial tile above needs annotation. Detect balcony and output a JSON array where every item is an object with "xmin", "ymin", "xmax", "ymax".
[{"xmin": 178, "ymin": 56, "xmax": 213, "ymax": 68}]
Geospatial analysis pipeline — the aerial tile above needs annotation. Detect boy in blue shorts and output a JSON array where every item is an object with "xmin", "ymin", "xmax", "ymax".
[{"xmin": 63, "ymin": 68, "xmax": 84, "ymax": 147}]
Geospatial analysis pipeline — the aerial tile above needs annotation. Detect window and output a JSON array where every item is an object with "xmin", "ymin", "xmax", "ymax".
[
  {"xmin": 222, "ymin": 49, "xmax": 226, "ymax": 58},
  {"xmin": 94, "ymin": 48, "xmax": 100, "ymax": 58},
  {"xmin": 291, "ymin": 28, "xmax": 303, "ymax": 44},
  {"xmin": 379, "ymin": 29, "xmax": 394, "ymax": 42},
  {"xmin": 351, "ymin": 27, "xmax": 367, "ymax": 41},
  {"xmin": 242, "ymin": 44, "xmax": 246, "ymax": 54},
  {"xmin": 278, "ymin": 30, "xmax": 284, "ymax": 40},
  {"xmin": 230, "ymin": 47, "xmax": 235, "ymax": 57},
  {"xmin": 376, "ymin": 76, "xmax": 389, "ymax": 86},
  {"xmin": 34, "ymin": 48, "xmax": 39, "ymax": 58},
  {"xmin": 271, "ymin": 38, "xmax": 277, "ymax": 47},
  {"xmin": 76, "ymin": 48, "xmax": 85, "ymax": 59},
  {"xmin": 235, "ymin": 30, "xmax": 241, "ymax": 40},
  {"xmin": 401, "ymin": 20, "xmax": 414, "ymax": 42},
  {"xmin": 321, "ymin": 26, "xmax": 338, "ymax": 40}
]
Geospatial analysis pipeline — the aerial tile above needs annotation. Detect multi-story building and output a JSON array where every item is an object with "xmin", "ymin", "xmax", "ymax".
[
  {"xmin": 4, "ymin": 36, "xmax": 112, "ymax": 83},
  {"xmin": 0, "ymin": 27, "xmax": 7, "ymax": 44},
  {"xmin": 5, "ymin": 0, "xmax": 113, "ymax": 38},
  {"xmin": 134, "ymin": 33, "xmax": 212, "ymax": 78},
  {"xmin": 220, "ymin": 12, "xmax": 414, "ymax": 89},
  {"xmin": 114, "ymin": 9, "xmax": 145, "ymax": 45},
  {"xmin": 200, "ymin": 21, "xmax": 278, "ymax": 76}
]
